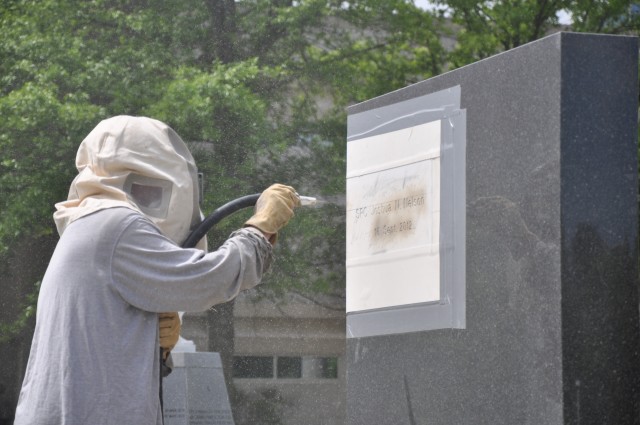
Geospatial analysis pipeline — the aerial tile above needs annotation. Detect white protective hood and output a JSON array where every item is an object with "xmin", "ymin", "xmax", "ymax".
[{"xmin": 54, "ymin": 116, "xmax": 204, "ymax": 247}]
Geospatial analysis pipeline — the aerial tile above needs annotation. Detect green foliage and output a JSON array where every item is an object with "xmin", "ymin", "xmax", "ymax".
[
  {"xmin": 0, "ymin": 82, "xmax": 103, "ymax": 252},
  {"xmin": 0, "ymin": 281, "xmax": 40, "ymax": 343},
  {"xmin": 298, "ymin": 1, "xmax": 445, "ymax": 107},
  {"xmin": 569, "ymin": 0, "xmax": 640, "ymax": 33},
  {"xmin": 146, "ymin": 62, "xmax": 267, "ymax": 170},
  {"xmin": 436, "ymin": 0, "xmax": 565, "ymax": 66},
  {"xmin": 437, "ymin": 0, "xmax": 640, "ymax": 68}
]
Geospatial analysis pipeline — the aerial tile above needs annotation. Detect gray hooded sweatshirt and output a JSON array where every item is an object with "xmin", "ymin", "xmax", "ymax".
[{"xmin": 14, "ymin": 207, "xmax": 271, "ymax": 425}]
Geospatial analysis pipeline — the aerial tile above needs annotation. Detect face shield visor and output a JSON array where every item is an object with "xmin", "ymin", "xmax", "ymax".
[{"xmin": 54, "ymin": 116, "xmax": 206, "ymax": 249}]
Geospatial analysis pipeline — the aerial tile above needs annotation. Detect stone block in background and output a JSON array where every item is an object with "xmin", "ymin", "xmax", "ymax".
[{"xmin": 163, "ymin": 352, "xmax": 234, "ymax": 425}]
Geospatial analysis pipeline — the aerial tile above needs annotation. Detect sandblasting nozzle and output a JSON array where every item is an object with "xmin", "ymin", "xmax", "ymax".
[{"xmin": 297, "ymin": 195, "xmax": 317, "ymax": 207}]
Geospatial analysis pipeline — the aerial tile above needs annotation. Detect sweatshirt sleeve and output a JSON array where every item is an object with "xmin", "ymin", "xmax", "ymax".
[{"xmin": 111, "ymin": 214, "xmax": 273, "ymax": 313}]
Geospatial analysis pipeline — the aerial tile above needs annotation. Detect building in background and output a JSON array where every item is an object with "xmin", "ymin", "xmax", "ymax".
[{"xmin": 182, "ymin": 291, "xmax": 345, "ymax": 425}]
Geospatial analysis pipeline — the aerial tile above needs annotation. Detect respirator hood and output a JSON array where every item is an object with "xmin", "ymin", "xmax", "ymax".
[{"xmin": 54, "ymin": 115, "xmax": 202, "ymax": 246}]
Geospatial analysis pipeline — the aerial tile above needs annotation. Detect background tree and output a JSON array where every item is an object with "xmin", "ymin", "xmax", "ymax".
[{"xmin": 435, "ymin": 0, "xmax": 640, "ymax": 67}]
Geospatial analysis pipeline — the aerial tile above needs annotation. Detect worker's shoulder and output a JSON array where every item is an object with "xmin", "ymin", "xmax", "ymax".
[
  {"xmin": 59, "ymin": 207, "xmax": 152, "ymax": 254},
  {"xmin": 71, "ymin": 206, "xmax": 150, "ymax": 236},
  {"xmin": 101, "ymin": 207, "xmax": 158, "ymax": 233},
  {"xmin": 81, "ymin": 205, "xmax": 142, "ymax": 222},
  {"xmin": 100, "ymin": 206, "xmax": 144, "ymax": 221}
]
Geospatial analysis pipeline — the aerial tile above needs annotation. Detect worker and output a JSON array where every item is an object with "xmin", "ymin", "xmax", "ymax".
[{"xmin": 13, "ymin": 115, "xmax": 300, "ymax": 425}]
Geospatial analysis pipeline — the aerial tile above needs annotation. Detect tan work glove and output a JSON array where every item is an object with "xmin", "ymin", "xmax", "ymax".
[
  {"xmin": 159, "ymin": 312, "xmax": 181, "ymax": 360},
  {"xmin": 244, "ymin": 183, "xmax": 301, "ymax": 244}
]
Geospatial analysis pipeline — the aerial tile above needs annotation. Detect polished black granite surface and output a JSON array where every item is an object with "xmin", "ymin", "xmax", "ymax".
[{"xmin": 346, "ymin": 33, "xmax": 639, "ymax": 424}]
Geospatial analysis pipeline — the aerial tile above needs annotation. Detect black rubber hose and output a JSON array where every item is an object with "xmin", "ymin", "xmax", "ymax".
[{"xmin": 182, "ymin": 193, "xmax": 260, "ymax": 248}]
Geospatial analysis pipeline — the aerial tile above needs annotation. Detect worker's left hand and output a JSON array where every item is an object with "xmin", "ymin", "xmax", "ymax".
[{"xmin": 159, "ymin": 312, "xmax": 181, "ymax": 359}]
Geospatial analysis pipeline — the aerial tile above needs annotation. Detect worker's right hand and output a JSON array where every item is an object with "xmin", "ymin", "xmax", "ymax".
[
  {"xmin": 244, "ymin": 184, "xmax": 300, "ymax": 244},
  {"xmin": 159, "ymin": 312, "xmax": 181, "ymax": 357}
]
